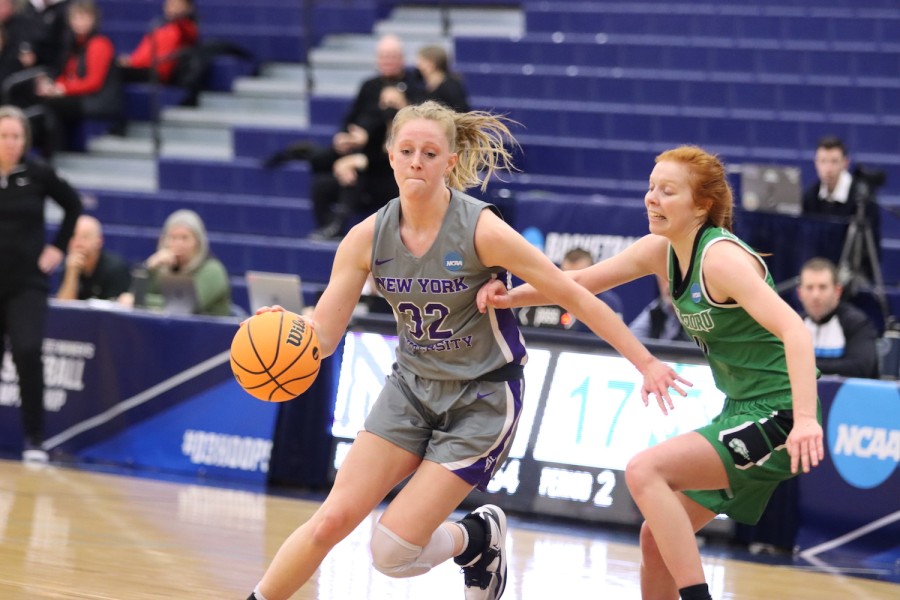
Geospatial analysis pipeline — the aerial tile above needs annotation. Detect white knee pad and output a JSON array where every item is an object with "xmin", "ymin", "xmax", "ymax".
[{"xmin": 370, "ymin": 522, "xmax": 454, "ymax": 578}]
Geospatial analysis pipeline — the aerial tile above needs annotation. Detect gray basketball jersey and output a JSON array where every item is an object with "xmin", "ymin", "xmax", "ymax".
[{"xmin": 371, "ymin": 190, "xmax": 527, "ymax": 380}]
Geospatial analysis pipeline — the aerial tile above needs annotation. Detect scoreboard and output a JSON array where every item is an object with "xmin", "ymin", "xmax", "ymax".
[{"xmin": 329, "ymin": 318, "xmax": 733, "ymax": 535}]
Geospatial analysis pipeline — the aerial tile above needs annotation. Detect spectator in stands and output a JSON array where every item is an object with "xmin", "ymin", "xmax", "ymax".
[
  {"xmin": 0, "ymin": 22, "xmax": 18, "ymax": 84},
  {"xmin": 117, "ymin": 0, "xmax": 198, "ymax": 86},
  {"xmin": 560, "ymin": 247, "xmax": 624, "ymax": 322},
  {"xmin": 0, "ymin": 105, "xmax": 82, "ymax": 462},
  {"xmin": 30, "ymin": 0, "xmax": 122, "ymax": 157},
  {"xmin": 263, "ymin": 34, "xmax": 425, "ymax": 240},
  {"xmin": 629, "ymin": 274, "xmax": 689, "ymax": 342},
  {"xmin": 56, "ymin": 214, "xmax": 132, "ymax": 302},
  {"xmin": 415, "ymin": 44, "xmax": 469, "ymax": 113},
  {"xmin": 0, "ymin": 0, "xmax": 42, "ymax": 85},
  {"xmin": 796, "ymin": 257, "xmax": 879, "ymax": 379},
  {"xmin": 22, "ymin": 0, "xmax": 72, "ymax": 73},
  {"xmin": 139, "ymin": 208, "xmax": 232, "ymax": 316}
]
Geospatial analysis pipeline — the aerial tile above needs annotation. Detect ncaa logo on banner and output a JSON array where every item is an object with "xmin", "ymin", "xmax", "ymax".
[{"xmin": 827, "ymin": 379, "xmax": 900, "ymax": 489}]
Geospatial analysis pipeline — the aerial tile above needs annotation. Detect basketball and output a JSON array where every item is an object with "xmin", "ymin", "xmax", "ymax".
[{"xmin": 230, "ymin": 310, "xmax": 320, "ymax": 402}]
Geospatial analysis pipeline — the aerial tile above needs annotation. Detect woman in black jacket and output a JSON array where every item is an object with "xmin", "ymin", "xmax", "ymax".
[{"xmin": 0, "ymin": 105, "xmax": 82, "ymax": 462}]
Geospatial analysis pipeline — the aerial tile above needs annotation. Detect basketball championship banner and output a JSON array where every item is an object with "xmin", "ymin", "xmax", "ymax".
[
  {"xmin": 0, "ymin": 301, "xmax": 278, "ymax": 484},
  {"xmin": 796, "ymin": 378, "xmax": 900, "ymax": 573}
]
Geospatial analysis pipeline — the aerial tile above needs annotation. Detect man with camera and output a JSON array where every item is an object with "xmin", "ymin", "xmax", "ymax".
[
  {"xmin": 802, "ymin": 135, "xmax": 884, "ymax": 286},
  {"xmin": 802, "ymin": 136, "xmax": 882, "ymax": 236}
]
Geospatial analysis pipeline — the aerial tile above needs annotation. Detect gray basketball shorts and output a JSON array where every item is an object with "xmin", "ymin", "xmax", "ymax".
[{"xmin": 363, "ymin": 363, "xmax": 524, "ymax": 491}]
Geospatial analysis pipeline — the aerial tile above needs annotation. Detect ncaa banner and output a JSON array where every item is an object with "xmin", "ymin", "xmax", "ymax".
[
  {"xmin": 0, "ymin": 302, "xmax": 278, "ymax": 484},
  {"xmin": 796, "ymin": 378, "xmax": 899, "ymax": 570}
]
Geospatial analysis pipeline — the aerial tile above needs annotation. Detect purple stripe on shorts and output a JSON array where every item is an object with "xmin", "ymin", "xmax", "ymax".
[
  {"xmin": 456, "ymin": 378, "xmax": 525, "ymax": 491},
  {"xmin": 495, "ymin": 306, "xmax": 528, "ymax": 364}
]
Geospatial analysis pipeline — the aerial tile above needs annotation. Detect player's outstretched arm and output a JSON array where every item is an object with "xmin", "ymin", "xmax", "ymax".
[
  {"xmin": 476, "ymin": 234, "xmax": 668, "ymax": 313},
  {"xmin": 474, "ymin": 211, "xmax": 690, "ymax": 411}
]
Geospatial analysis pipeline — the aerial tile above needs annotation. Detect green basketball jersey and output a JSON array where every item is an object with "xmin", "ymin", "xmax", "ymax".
[{"xmin": 670, "ymin": 225, "xmax": 792, "ymax": 401}]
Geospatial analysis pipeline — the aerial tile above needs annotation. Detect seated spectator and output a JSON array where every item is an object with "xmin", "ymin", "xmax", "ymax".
[
  {"xmin": 0, "ymin": 0, "xmax": 42, "ymax": 88},
  {"xmin": 628, "ymin": 274, "xmax": 689, "ymax": 342},
  {"xmin": 263, "ymin": 34, "xmax": 425, "ymax": 240},
  {"xmin": 0, "ymin": 24, "xmax": 18, "ymax": 85},
  {"xmin": 561, "ymin": 247, "xmax": 624, "ymax": 321},
  {"xmin": 56, "ymin": 214, "xmax": 131, "ymax": 302},
  {"xmin": 136, "ymin": 209, "xmax": 232, "ymax": 316},
  {"xmin": 415, "ymin": 44, "xmax": 469, "ymax": 113},
  {"xmin": 117, "ymin": 0, "xmax": 198, "ymax": 86},
  {"xmin": 796, "ymin": 257, "xmax": 879, "ymax": 379},
  {"xmin": 30, "ymin": 0, "xmax": 121, "ymax": 156},
  {"xmin": 22, "ymin": 0, "xmax": 72, "ymax": 72},
  {"xmin": 517, "ymin": 247, "xmax": 624, "ymax": 330}
]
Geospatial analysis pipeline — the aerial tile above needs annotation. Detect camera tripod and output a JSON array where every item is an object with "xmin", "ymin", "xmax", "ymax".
[{"xmin": 836, "ymin": 192, "xmax": 891, "ymax": 327}]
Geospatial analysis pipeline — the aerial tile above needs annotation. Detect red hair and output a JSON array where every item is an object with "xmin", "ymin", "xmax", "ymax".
[{"xmin": 655, "ymin": 146, "xmax": 734, "ymax": 231}]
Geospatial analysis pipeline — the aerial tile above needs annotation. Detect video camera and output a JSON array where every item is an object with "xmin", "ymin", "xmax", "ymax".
[{"xmin": 852, "ymin": 164, "xmax": 887, "ymax": 205}]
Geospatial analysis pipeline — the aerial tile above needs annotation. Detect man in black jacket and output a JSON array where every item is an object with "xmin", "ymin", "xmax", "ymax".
[
  {"xmin": 801, "ymin": 136, "xmax": 882, "ymax": 279},
  {"xmin": 264, "ymin": 34, "xmax": 425, "ymax": 239},
  {"xmin": 796, "ymin": 257, "xmax": 879, "ymax": 379}
]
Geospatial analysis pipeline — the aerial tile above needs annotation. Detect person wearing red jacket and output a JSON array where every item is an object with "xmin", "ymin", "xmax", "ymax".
[
  {"xmin": 118, "ymin": 0, "xmax": 198, "ymax": 84},
  {"xmin": 32, "ymin": 0, "xmax": 121, "ymax": 156}
]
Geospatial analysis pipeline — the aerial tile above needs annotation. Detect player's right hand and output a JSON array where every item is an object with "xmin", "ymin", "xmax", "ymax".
[
  {"xmin": 239, "ymin": 304, "xmax": 284, "ymax": 327},
  {"xmin": 639, "ymin": 358, "xmax": 692, "ymax": 416},
  {"xmin": 476, "ymin": 279, "xmax": 510, "ymax": 313}
]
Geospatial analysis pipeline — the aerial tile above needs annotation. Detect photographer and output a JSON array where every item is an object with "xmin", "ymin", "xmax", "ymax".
[
  {"xmin": 803, "ymin": 136, "xmax": 881, "ymax": 245},
  {"xmin": 801, "ymin": 137, "xmax": 883, "ymax": 275}
]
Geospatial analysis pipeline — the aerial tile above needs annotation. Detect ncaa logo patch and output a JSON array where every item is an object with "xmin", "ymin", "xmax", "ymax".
[
  {"xmin": 827, "ymin": 379, "xmax": 899, "ymax": 489},
  {"xmin": 690, "ymin": 283, "xmax": 702, "ymax": 303},
  {"xmin": 444, "ymin": 251, "xmax": 464, "ymax": 271}
]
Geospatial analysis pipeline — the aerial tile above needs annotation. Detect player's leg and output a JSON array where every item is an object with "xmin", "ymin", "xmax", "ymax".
[
  {"xmin": 638, "ymin": 493, "xmax": 716, "ymax": 600},
  {"xmin": 625, "ymin": 431, "xmax": 727, "ymax": 599},
  {"xmin": 370, "ymin": 460, "xmax": 509, "ymax": 600},
  {"xmin": 370, "ymin": 459, "xmax": 475, "ymax": 577},
  {"xmin": 369, "ymin": 374, "xmax": 522, "ymax": 600},
  {"xmin": 253, "ymin": 431, "xmax": 422, "ymax": 600}
]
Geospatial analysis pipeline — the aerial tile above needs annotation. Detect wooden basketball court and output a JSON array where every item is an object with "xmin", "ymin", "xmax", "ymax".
[{"xmin": 0, "ymin": 459, "xmax": 895, "ymax": 599}]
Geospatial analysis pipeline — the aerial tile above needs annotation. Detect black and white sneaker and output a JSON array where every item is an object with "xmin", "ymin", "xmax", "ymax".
[
  {"xmin": 22, "ymin": 442, "xmax": 48, "ymax": 464},
  {"xmin": 459, "ymin": 504, "xmax": 508, "ymax": 600}
]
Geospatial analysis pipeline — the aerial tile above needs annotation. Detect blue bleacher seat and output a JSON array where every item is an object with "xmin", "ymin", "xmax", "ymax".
[
  {"xmin": 157, "ymin": 157, "xmax": 310, "ymax": 197},
  {"xmin": 81, "ymin": 0, "xmax": 900, "ymax": 300}
]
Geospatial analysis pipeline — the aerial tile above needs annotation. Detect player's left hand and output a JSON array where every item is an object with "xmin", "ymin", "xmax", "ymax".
[
  {"xmin": 640, "ymin": 358, "xmax": 692, "ymax": 415},
  {"xmin": 786, "ymin": 416, "xmax": 824, "ymax": 474},
  {"xmin": 476, "ymin": 279, "xmax": 510, "ymax": 313}
]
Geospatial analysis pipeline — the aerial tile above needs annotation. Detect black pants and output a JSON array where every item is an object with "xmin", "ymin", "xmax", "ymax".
[
  {"xmin": 0, "ymin": 288, "xmax": 48, "ymax": 444},
  {"xmin": 34, "ymin": 94, "xmax": 85, "ymax": 156},
  {"xmin": 311, "ymin": 169, "xmax": 399, "ymax": 228}
]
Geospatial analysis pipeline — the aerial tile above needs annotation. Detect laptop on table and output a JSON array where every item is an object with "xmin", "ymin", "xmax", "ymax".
[{"xmin": 246, "ymin": 270, "xmax": 304, "ymax": 314}]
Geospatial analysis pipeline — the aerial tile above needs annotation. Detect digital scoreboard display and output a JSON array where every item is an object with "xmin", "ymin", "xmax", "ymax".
[{"xmin": 330, "ymin": 326, "xmax": 732, "ymax": 534}]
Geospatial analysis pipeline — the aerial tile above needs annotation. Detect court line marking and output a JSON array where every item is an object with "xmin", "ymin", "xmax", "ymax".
[
  {"xmin": 798, "ymin": 509, "xmax": 900, "ymax": 559},
  {"xmin": 43, "ymin": 351, "xmax": 231, "ymax": 449}
]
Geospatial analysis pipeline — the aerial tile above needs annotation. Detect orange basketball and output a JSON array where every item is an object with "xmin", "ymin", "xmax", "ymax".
[{"xmin": 230, "ymin": 310, "xmax": 320, "ymax": 402}]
